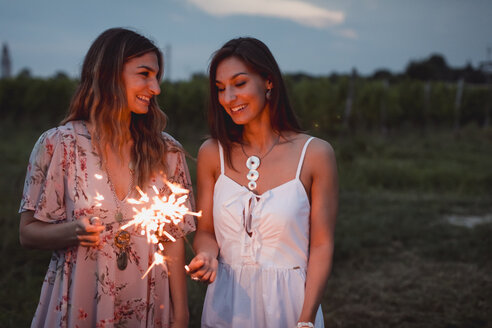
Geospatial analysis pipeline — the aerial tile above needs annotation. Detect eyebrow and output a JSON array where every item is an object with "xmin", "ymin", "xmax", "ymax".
[
  {"xmin": 137, "ymin": 65, "xmax": 158, "ymax": 72},
  {"xmin": 215, "ymin": 72, "xmax": 248, "ymax": 83}
]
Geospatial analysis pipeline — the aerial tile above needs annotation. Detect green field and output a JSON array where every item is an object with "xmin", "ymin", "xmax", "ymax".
[{"xmin": 1, "ymin": 120, "xmax": 491, "ymax": 327}]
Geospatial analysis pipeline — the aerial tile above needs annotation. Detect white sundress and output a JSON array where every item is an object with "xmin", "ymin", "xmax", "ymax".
[{"xmin": 202, "ymin": 136, "xmax": 324, "ymax": 327}]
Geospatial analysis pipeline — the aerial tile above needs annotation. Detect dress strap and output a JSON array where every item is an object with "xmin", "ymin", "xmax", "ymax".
[
  {"xmin": 218, "ymin": 141, "xmax": 225, "ymax": 174},
  {"xmin": 295, "ymin": 136, "xmax": 315, "ymax": 179}
]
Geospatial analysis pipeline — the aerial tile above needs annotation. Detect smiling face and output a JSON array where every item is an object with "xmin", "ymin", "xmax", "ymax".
[
  {"xmin": 215, "ymin": 56, "xmax": 272, "ymax": 126},
  {"xmin": 122, "ymin": 51, "xmax": 161, "ymax": 115}
]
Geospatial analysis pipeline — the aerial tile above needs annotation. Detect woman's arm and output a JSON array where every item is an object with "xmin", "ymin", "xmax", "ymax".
[
  {"xmin": 19, "ymin": 128, "xmax": 104, "ymax": 251},
  {"xmin": 163, "ymin": 238, "xmax": 189, "ymax": 328},
  {"xmin": 19, "ymin": 210, "xmax": 104, "ymax": 250},
  {"xmin": 187, "ymin": 139, "xmax": 220, "ymax": 283},
  {"xmin": 298, "ymin": 138, "xmax": 339, "ymax": 324}
]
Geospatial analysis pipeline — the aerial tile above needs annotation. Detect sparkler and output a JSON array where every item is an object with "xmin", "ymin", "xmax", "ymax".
[
  {"xmin": 92, "ymin": 173, "xmax": 201, "ymax": 279},
  {"xmin": 121, "ymin": 180, "xmax": 201, "ymax": 279}
]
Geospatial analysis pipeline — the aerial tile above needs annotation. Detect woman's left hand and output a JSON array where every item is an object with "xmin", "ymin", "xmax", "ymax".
[{"xmin": 186, "ymin": 251, "xmax": 218, "ymax": 283}]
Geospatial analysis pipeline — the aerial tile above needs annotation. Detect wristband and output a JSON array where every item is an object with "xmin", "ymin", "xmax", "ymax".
[{"xmin": 297, "ymin": 322, "xmax": 314, "ymax": 328}]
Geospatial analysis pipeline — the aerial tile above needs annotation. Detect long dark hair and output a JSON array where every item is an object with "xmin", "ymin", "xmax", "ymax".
[
  {"xmin": 208, "ymin": 37, "xmax": 302, "ymax": 166},
  {"xmin": 62, "ymin": 27, "xmax": 170, "ymax": 186}
]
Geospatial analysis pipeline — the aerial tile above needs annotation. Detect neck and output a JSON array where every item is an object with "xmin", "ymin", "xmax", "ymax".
[
  {"xmin": 87, "ymin": 119, "xmax": 133, "ymax": 162},
  {"xmin": 242, "ymin": 127, "xmax": 279, "ymax": 156},
  {"xmin": 87, "ymin": 116, "xmax": 133, "ymax": 141},
  {"xmin": 242, "ymin": 116, "xmax": 279, "ymax": 153}
]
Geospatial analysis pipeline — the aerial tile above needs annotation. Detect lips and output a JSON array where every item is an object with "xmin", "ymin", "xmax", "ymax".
[
  {"xmin": 137, "ymin": 95, "xmax": 151, "ymax": 105},
  {"xmin": 230, "ymin": 104, "xmax": 247, "ymax": 112}
]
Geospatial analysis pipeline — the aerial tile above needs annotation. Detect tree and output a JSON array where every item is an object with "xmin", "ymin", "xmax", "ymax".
[
  {"xmin": 1, "ymin": 43, "xmax": 12, "ymax": 79},
  {"xmin": 405, "ymin": 54, "xmax": 451, "ymax": 81}
]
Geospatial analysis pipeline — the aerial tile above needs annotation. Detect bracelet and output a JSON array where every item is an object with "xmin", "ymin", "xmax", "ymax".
[{"xmin": 297, "ymin": 322, "xmax": 314, "ymax": 328}]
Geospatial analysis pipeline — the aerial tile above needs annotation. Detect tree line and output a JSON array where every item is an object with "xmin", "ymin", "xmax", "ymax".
[{"xmin": 1, "ymin": 53, "xmax": 491, "ymax": 140}]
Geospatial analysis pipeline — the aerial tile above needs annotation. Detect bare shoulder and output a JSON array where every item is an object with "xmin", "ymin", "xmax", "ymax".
[
  {"xmin": 303, "ymin": 135, "xmax": 337, "ymax": 172},
  {"xmin": 308, "ymin": 136, "xmax": 335, "ymax": 157},
  {"xmin": 290, "ymin": 133, "xmax": 335, "ymax": 157},
  {"xmin": 198, "ymin": 138, "xmax": 219, "ymax": 159},
  {"xmin": 197, "ymin": 139, "xmax": 220, "ymax": 174}
]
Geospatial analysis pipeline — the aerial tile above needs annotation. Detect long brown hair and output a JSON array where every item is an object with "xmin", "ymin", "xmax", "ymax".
[
  {"xmin": 62, "ymin": 27, "xmax": 170, "ymax": 186},
  {"xmin": 208, "ymin": 37, "xmax": 302, "ymax": 167}
]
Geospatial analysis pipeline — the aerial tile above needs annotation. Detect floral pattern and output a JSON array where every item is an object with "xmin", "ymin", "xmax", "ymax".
[{"xmin": 20, "ymin": 121, "xmax": 196, "ymax": 328}]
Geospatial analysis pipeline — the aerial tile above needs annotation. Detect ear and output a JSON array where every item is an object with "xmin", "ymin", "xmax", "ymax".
[{"xmin": 265, "ymin": 79, "xmax": 273, "ymax": 90}]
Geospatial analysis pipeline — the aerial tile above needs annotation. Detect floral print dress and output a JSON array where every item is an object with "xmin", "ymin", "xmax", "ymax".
[{"xmin": 19, "ymin": 121, "xmax": 196, "ymax": 328}]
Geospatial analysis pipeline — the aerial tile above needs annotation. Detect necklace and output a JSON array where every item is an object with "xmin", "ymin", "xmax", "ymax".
[
  {"xmin": 106, "ymin": 164, "xmax": 135, "ymax": 270},
  {"xmin": 241, "ymin": 135, "xmax": 280, "ymax": 191}
]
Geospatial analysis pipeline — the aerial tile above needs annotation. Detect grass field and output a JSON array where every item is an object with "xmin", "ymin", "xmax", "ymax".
[{"xmin": 1, "ymin": 120, "xmax": 491, "ymax": 327}]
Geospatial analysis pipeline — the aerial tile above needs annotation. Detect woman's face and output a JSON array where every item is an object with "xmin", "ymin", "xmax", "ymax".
[
  {"xmin": 215, "ymin": 56, "xmax": 272, "ymax": 126},
  {"xmin": 122, "ymin": 52, "xmax": 161, "ymax": 115}
]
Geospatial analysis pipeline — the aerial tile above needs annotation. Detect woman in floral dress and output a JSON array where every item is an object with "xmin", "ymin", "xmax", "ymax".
[{"xmin": 19, "ymin": 28, "xmax": 195, "ymax": 328}]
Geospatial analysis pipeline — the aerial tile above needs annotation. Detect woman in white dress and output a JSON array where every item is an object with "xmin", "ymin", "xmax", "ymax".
[{"xmin": 187, "ymin": 37, "xmax": 338, "ymax": 327}]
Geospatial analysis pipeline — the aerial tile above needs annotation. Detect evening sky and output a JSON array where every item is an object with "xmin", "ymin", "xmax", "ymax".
[{"xmin": 1, "ymin": 0, "xmax": 490, "ymax": 80}]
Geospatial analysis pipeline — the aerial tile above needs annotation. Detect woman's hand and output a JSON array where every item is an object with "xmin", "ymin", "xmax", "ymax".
[
  {"xmin": 186, "ymin": 252, "xmax": 218, "ymax": 283},
  {"xmin": 188, "ymin": 140, "xmax": 221, "ymax": 284},
  {"xmin": 75, "ymin": 217, "xmax": 105, "ymax": 247},
  {"xmin": 19, "ymin": 211, "xmax": 105, "ymax": 250}
]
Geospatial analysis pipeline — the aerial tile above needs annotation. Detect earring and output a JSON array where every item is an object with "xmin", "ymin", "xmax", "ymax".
[{"xmin": 266, "ymin": 88, "xmax": 272, "ymax": 100}]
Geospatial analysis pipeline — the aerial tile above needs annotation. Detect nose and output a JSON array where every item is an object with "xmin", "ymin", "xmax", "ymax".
[
  {"xmin": 149, "ymin": 77, "xmax": 161, "ymax": 95},
  {"xmin": 223, "ymin": 87, "xmax": 236, "ymax": 104}
]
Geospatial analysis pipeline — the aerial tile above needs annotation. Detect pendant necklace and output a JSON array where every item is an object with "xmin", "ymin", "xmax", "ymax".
[
  {"xmin": 241, "ymin": 135, "xmax": 280, "ymax": 191},
  {"xmin": 106, "ymin": 163, "xmax": 135, "ymax": 271}
]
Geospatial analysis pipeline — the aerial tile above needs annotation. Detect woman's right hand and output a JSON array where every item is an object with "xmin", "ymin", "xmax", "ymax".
[
  {"xmin": 74, "ymin": 217, "xmax": 105, "ymax": 247},
  {"xmin": 186, "ymin": 252, "xmax": 218, "ymax": 283},
  {"xmin": 20, "ymin": 211, "xmax": 105, "ymax": 250}
]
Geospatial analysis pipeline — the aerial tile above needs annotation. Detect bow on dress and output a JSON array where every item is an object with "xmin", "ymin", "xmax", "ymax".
[{"xmin": 223, "ymin": 188, "xmax": 272, "ymax": 264}]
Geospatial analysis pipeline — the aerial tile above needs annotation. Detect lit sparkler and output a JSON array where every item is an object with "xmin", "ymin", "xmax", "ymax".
[
  {"xmin": 122, "ymin": 180, "xmax": 201, "ymax": 279},
  {"xmin": 92, "ymin": 173, "xmax": 200, "ymax": 279}
]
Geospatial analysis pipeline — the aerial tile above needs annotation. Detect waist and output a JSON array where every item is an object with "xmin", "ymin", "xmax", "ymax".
[
  {"xmin": 218, "ymin": 258, "xmax": 306, "ymax": 272},
  {"xmin": 217, "ymin": 236, "xmax": 308, "ymax": 267},
  {"xmin": 218, "ymin": 248, "xmax": 307, "ymax": 269}
]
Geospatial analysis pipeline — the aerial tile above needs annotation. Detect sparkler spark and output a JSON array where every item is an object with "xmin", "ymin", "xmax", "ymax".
[
  {"xmin": 142, "ymin": 252, "xmax": 168, "ymax": 280},
  {"xmin": 94, "ymin": 192, "xmax": 104, "ymax": 207},
  {"xmin": 122, "ymin": 180, "xmax": 202, "ymax": 278},
  {"xmin": 92, "ymin": 173, "xmax": 200, "ymax": 279}
]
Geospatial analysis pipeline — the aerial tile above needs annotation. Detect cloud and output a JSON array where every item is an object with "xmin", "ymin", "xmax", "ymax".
[
  {"xmin": 187, "ymin": 0, "xmax": 344, "ymax": 29},
  {"xmin": 337, "ymin": 28, "xmax": 358, "ymax": 39}
]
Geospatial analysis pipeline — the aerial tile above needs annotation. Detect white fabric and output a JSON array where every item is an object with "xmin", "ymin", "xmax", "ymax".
[{"xmin": 202, "ymin": 137, "xmax": 324, "ymax": 327}]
